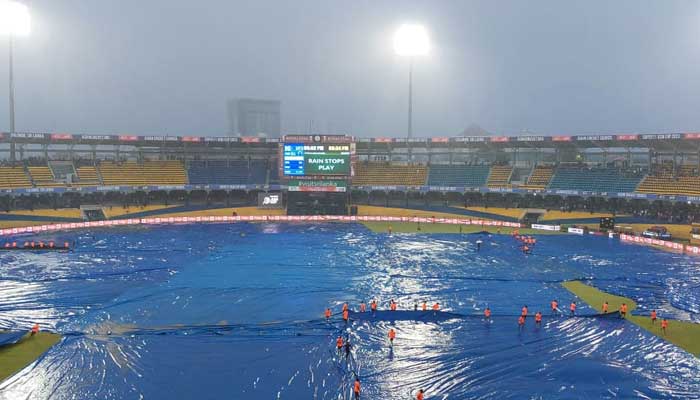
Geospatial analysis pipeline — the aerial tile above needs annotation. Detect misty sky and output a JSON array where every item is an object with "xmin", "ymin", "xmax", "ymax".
[{"xmin": 1, "ymin": 0, "xmax": 700, "ymax": 137}]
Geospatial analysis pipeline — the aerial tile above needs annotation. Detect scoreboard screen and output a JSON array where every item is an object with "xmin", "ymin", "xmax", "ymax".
[{"xmin": 282, "ymin": 143, "xmax": 351, "ymax": 176}]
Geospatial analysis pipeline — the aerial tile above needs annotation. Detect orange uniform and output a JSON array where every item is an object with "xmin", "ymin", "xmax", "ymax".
[
  {"xmin": 602, "ymin": 302, "xmax": 608, "ymax": 313},
  {"xmin": 661, "ymin": 319, "xmax": 668, "ymax": 332},
  {"xmin": 521, "ymin": 306, "xmax": 528, "ymax": 317},
  {"xmin": 371, "ymin": 301, "xmax": 377, "ymax": 311},
  {"xmin": 336, "ymin": 336, "xmax": 343, "ymax": 349},
  {"xmin": 651, "ymin": 310, "xmax": 657, "ymax": 323},
  {"xmin": 31, "ymin": 324, "xmax": 39, "ymax": 335},
  {"xmin": 484, "ymin": 308, "xmax": 491, "ymax": 319},
  {"xmin": 422, "ymin": 302, "xmax": 427, "ymax": 311},
  {"xmin": 535, "ymin": 312, "xmax": 542, "ymax": 324},
  {"xmin": 518, "ymin": 316, "xmax": 525, "ymax": 326},
  {"xmin": 343, "ymin": 303, "xmax": 348, "ymax": 312},
  {"xmin": 343, "ymin": 309, "xmax": 349, "ymax": 322},
  {"xmin": 325, "ymin": 308, "xmax": 331, "ymax": 319},
  {"xmin": 433, "ymin": 303, "xmax": 440, "ymax": 311},
  {"xmin": 551, "ymin": 300, "xmax": 558, "ymax": 312},
  {"xmin": 388, "ymin": 328, "xmax": 396, "ymax": 342},
  {"xmin": 354, "ymin": 379, "xmax": 361, "ymax": 397},
  {"xmin": 360, "ymin": 303, "xmax": 366, "ymax": 313},
  {"xmin": 390, "ymin": 301, "xmax": 397, "ymax": 311},
  {"xmin": 620, "ymin": 303, "xmax": 628, "ymax": 317},
  {"xmin": 416, "ymin": 390, "xmax": 424, "ymax": 400},
  {"xmin": 570, "ymin": 302, "xmax": 576, "ymax": 313}
]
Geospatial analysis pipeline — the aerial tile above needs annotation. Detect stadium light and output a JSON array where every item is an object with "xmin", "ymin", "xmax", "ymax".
[
  {"xmin": 0, "ymin": 0, "xmax": 31, "ymax": 137},
  {"xmin": 393, "ymin": 24, "xmax": 429, "ymax": 161},
  {"xmin": 393, "ymin": 24, "xmax": 429, "ymax": 57}
]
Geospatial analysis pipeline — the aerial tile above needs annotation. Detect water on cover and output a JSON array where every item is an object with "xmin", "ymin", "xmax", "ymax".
[{"xmin": 0, "ymin": 223, "xmax": 698, "ymax": 399}]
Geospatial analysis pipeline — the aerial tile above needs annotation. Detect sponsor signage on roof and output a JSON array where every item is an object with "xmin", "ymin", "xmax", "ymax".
[
  {"xmin": 181, "ymin": 136, "xmax": 202, "ymax": 142},
  {"xmin": 616, "ymin": 134, "xmax": 639, "ymax": 141},
  {"xmin": 489, "ymin": 136, "xmax": 509, "ymax": 142},
  {"xmin": 516, "ymin": 136, "xmax": 545, "ymax": 142},
  {"xmin": 685, "ymin": 133, "xmax": 700, "ymax": 139},
  {"xmin": 577, "ymin": 135, "xmax": 614, "ymax": 141},
  {"xmin": 553, "ymin": 136, "xmax": 572, "ymax": 142},
  {"xmin": 118, "ymin": 135, "xmax": 139, "ymax": 141},
  {"xmin": 82, "ymin": 135, "xmax": 115, "ymax": 140},
  {"xmin": 640, "ymin": 133, "xmax": 682, "ymax": 140}
]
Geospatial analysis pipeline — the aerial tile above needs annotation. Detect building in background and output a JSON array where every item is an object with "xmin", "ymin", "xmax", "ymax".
[{"xmin": 227, "ymin": 98, "xmax": 281, "ymax": 138}]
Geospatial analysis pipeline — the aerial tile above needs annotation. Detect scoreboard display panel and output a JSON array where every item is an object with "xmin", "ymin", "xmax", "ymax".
[{"xmin": 282, "ymin": 143, "xmax": 351, "ymax": 176}]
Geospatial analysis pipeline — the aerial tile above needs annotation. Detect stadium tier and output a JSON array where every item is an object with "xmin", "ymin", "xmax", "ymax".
[
  {"xmin": 354, "ymin": 162, "xmax": 428, "ymax": 186},
  {"xmin": 520, "ymin": 166, "xmax": 554, "ymax": 190},
  {"xmin": 98, "ymin": 160, "xmax": 187, "ymax": 186},
  {"xmin": 487, "ymin": 165, "xmax": 513, "ymax": 187},
  {"xmin": 426, "ymin": 164, "xmax": 490, "ymax": 187},
  {"xmin": 547, "ymin": 166, "xmax": 643, "ymax": 193},
  {"xmin": 27, "ymin": 166, "xmax": 63, "ymax": 187},
  {"xmin": 187, "ymin": 160, "xmax": 268, "ymax": 185},
  {"xmin": 0, "ymin": 167, "xmax": 32, "ymax": 189},
  {"xmin": 75, "ymin": 166, "xmax": 101, "ymax": 186}
]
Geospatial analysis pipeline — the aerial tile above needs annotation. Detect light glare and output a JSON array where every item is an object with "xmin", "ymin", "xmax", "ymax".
[
  {"xmin": 0, "ymin": 1, "xmax": 31, "ymax": 36},
  {"xmin": 393, "ymin": 24, "xmax": 429, "ymax": 57}
]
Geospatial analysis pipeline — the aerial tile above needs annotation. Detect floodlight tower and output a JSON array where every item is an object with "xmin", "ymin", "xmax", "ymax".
[
  {"xmin": 1, "ymin": 0, "xmax": 31, "ymax": 135},
  {"xmin": 393, "ymin": 24, "xmax": 429, "ymax": 161}
]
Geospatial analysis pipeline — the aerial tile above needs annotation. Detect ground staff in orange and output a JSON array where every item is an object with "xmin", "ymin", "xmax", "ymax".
[
  {"xmin": 343, "ymin": 309, "xmax": 349, "ymax": 323},
  {"xmin": 416, "ymin": 389, "xmax": 425, "ymax": 400},
  {"xmin": 360, "ymin": 302, "xmax": 366, "ymax": 312},
  {"xmin": 353, "ymin": 378, "xmax": 360, "ymax": 399},
  {"xmin": 661, "ymin": 319, "xmax": 668, "ymax": 334},
  {"xmin": 484, "ymin": 307, "xmax": 491, "ymax": 320},
  {"xmin": 551, "ymin": 300, "xmax": 559, "ymax": 315},
  {"xmin": 432, "ymin": 302, "xmax": 440, "ymax": 311},
  {"xmin": 324, "ymin": 308, "xmax": 331, "ymax": 320},
  {"xmin": 371, "ymin": 300, "xmax": 377, "ymax": 312},
  {"xmin": 336, "ymin": 336, "xmax": 344, "ymax": 355},
  {"xmin": 388, "ymin": 328, "xmax": 396, "ymax": 345},
  {"xmin": 651, "ymin": 310, "xmax": 657, "ymax": 324},
  {"xmin": 535, "ymin": 312, "xmax": 542, "ymax": 326},
  {"xmin": 570, "ymin": 302, "xmax": 576, "ymax": 316},
  {"xmin": 602, "ymin": 302, "xmax": 608, "ymax": 313}
]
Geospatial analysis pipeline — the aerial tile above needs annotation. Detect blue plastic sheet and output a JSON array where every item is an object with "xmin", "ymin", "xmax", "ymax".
[
  {"xmin": 0, "ymin": 223, "xmax": 698, "ymax": 399},
  {"xmin": 0, "ymin": 331, "xmax": 26, "ymax": 346}
]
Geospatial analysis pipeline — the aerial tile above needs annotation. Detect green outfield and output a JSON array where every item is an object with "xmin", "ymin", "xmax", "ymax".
[
  {"xmin": 0, "ymin": 332, "xmax": 61, "ymax": 382},
  {"xmin": 563, "ymin": 281, "xmax": 700, "ymax": 357}
]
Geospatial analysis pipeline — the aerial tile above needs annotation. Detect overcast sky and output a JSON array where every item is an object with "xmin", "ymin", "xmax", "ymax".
[{"xmin": 1, "ymin": 0, "xmax": 700, "ymax": 137}]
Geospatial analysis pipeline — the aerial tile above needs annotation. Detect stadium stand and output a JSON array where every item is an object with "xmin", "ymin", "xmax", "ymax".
[
  {"xmin": 354, "ymin": 162, "xmax": 428, "ymax": 186},
  {"xmin": 426, "ymin": 164, "xmax": 490, "ymax": 187},
  {"xmin": 548, "ymin": 166, "xmax": 643, "ymax": 192},
  {"xmin": 99, "ymin": 160, "xmax": 187, "ymax": 186},
  {"xmin": 75, "ymin": 165, "xmax": 101, "ymax": 186},
  {"xmin": 487, "ymin": 165, "xmax": 513, "ymax": 187},
  {"xmin": 0, "ymin": 167, "xmax": 32, "ymax": 188},
  {"xmin": 636, "ymin": 164, "xmax": 700, "ymax": 196},
  {"xmin": 28, "ymin": 166, "xmax": 63, "ymax": 187},
  {"xmin": 49, "ymin": 161, "xmax": 76, "ymax": 182},
  {"xmin": 519, "ymin": 166, "xmax": 554, "ymax": 190},
  {"xmin": 187, "ymin": 160, "xmax": 268, "ymax": 185}
]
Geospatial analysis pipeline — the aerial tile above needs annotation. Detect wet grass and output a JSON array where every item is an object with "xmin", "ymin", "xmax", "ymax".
[
  {"xmin": 0, "ymin": 332, "xmax": 61, "ymax": 382},
  {"xmin": 563, "ymin": 280, "xmax": 700, "ymax": 357}
]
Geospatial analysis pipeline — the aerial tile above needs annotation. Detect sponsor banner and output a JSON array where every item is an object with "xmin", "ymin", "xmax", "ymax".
[
  {"xmin": 51, "ymin": 133, "xmax": 73, "ymax": 140},
  {"xmin": 0, "ymin": 216, "xmax": 521, "ymax": 237},
  {"xmin": 489, "ymin": 136, "xmax": 509, "ymax": 142},
  {"xmin": 532, "ymin": 224, "xmax": 561, "ymax": 231},
  {"xmin": 685, "ymin": 133, "xmax": 700, "ymax": 140},
  {"xmin": 258, "ymin": 192, "xmax": 284, "ymax": 208},
  {"xmin": 616, "ymin": 134, "xmax": 639, "ymax": 141},
  {"xmin": 568, "ymin": 227, "xmax": 584, "ymax": 235},
  {"xmin": 552, "ymin": 136, "xmax": 572, "ymax": 142}
]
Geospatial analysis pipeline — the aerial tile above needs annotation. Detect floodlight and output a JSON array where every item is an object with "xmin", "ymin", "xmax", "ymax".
[
  {"xmin": 0, "ymin": 1, "xmax": 31, "ymax": 36},
  {"xmin": 393, "ymin": 24, "xmax": 429, "ymax": 57}
]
